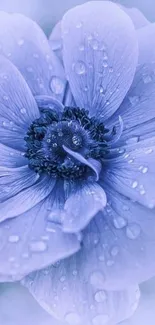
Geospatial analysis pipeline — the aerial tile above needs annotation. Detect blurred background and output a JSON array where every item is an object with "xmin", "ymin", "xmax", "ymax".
[
  {"xmin": 0, "ymin": 0, "xmax": 154, "ymax": 35},
  {"xmin": 0, "ymin": 0, "xmax": 154, "ymax": 324}
]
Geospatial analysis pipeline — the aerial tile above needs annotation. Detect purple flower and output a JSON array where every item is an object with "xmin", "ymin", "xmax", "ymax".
[{"xmin": 0, "ymin": 1, "xmax": 154, "ymax": 324}]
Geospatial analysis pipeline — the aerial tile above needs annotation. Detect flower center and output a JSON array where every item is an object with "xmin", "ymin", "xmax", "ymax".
[{"xmin": 25, "ymin": 106, "xmax": 109, "ymax": 180}]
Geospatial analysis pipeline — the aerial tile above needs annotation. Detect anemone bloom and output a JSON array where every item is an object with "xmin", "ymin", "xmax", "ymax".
[{"xmin": 0, "ymin": 1, "xmax": 155, "ymax": 324}]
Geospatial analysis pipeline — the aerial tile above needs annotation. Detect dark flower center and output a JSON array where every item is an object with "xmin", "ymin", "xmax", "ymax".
[{"xmin": 25, "ymin": 106, "xmax": 109, "ymax": 180}]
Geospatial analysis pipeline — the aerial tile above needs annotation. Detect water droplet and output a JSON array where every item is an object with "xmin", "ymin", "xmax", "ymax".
[
  {"xmin": 102, "ymin": 60, "xmax": 108, "ymax": 68},
  {"xmin": 99, "ymin": 86, "xmax": 105, "ymax": 94},
  {"xmin": 73, "ymin": 61, "xmax": 86, "ymax": 75},
  {"xmin": 60, "ymin": 275, "xmax": 66, "ymax": 282},
  {"xmin": 84, "ymin": 86, "xmax": 88, "ymax": 92},
  {"xmin": 20, "ymin": 108, "xmax": 26, "ymax": 114},
  {"xmin": 113, "ymin": 217, "xmax": 127, "ymax": 229},
  {"xmin": 132, "ymin": 181, "xmax": 138, "ymax": 189},
  {"xmin": 122, "ymin": 205, "xmax": 129, "ymax": 211},
  {"xmin": 142, "ymin": 167, "xmax": 148, "ymax": 174},
  {"xmin": 72, "ymin": 270, "xmax": 78, "ymax": 276},
  {"xmin": 143, "ymin": 74, "xmax": 152, "ymax": 84},
  {"xmin": 140, "ymin": 188, "xmax": 145, "ymax": 195},
  {"xmin": 106, "ymin": 260, "xmax": 114, "ymax": 267},
  {"xmin": 29, "ymin": 241, "xmax": 47, "ymax": 252},
  {"xmin": 128, "ymin": 159, "xmax": 134, "ymax": 164},
  {"xmin": 18, "ymin": 39, "xmax": 24, "ymax": 46},
  {"xmin": 126, "ymin": 224, "xmax": 141, "ymax": 240},
  {"xmin": 79, "ymin": 44, "xmax": 85, "ymax": 51},
  {"xmin": 76, "ymin": 21, "xmax": 82, "ymax": 28},
  {"xmin": 94, "ymin": 290, "xmax": 107, "ymax": 303},
  {"xmin": 111, "ymin": 246, "xmax": 119, "ymax": 257},
  {"xmin": 90, "ymin": 39, "xmax": 99, "ymax": 50},
  {"xmin": 3, "ymin": 95, "xmax": 9, "ymax": 101},
  {"xmin": 92, "ymin": 314, "xmax": 109, "ymax": 325},
  {"xmin": 90, "ymin": 271, "xmax": 105, "ymax": 288},
  {"xmin": 126, "ymin": 137, "xmax": 139, "ymax": 144},
  {"xmin": 72, "ymin": 135, "xmax": 82, "ymax": 146},
  {"xmin": 8, "ymin": 235, "xmax": 20, "ymax": 243},
  {"xmin": 145, "ymin": 148, "xmax": 153, "ymax": 154},
  {"xmin": 52, "ymin": 143, "xmax": 58, "ymax": 148},
  {"xmin": 129, "ymin": 96, "xmax": 139, "ymax": 106},
  {"xmin": 50, "ymin": 76, "xmax": 64, "ymax": 95},
  {"xmin": 65, "ymin": 312, "xmax": 81, "ymax": 325}
]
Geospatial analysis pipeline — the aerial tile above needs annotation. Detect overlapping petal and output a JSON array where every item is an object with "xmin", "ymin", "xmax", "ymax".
[
  {"xmin": 0, "ymin": 175, "xmax": 55, "ymax": 222},
  {"xmin": 103, "ymin": 137, "xmax": 155, "ymax": 209},
  {"xmin": 0, "ymin": 55, "xmax": 40, "ymax": 150},
  {"xmin": 0, "ymin": 144, "xmax": 27, "ymax": 167},
  {"xmin": 44, "ymin": 181, "xmax": 106, "ymax": 234},
  {"xmin": 0, "ymin": 195, "xmax": 80, "ymax": 281},
  {"xmin": 0, "ymin": 166, "xmax": 39, "ymax": 202},
  {"xmin": 61, "ymin": 1, "xmax": 138, "ymax": 121},
  {"xmin": 108, "ymin": 23, "xmax": 155, "ymax": 135},
  {"xmin": 22, "ymin": 263, "xmax": 140, "ymax": 325},
  {"xmin": 120, "ymin": 6, "xmax": 149, "ymax": 29},
  {"xmin": 0, "ymin": 11, "xmax": 66, "ymax": 101}
]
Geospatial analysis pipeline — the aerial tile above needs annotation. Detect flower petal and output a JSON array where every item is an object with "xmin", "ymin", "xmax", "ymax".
[
  {"xmin": 24, "ymin": 188, "xmax": 155, "ymax": 292},
  {"xmin": 0, "ymin": 12, "xmax": 66, "ymax": 101},
  {"xmin": 0, "ymin": 166, "xmax": 39, "ymax": 202},
  {"xmin": 22, "ymin": 264, "xmax": 140, "ymax": 325},
  {"xmin": 62, "ymin": 182, "xmax": 106, "ymax": 233},
  {"xmin": 0, "ymin": 198, "xmax": 80, "ymax": 281},
  {"xmin": 120, "ymin": 6, "xmax": 149, "ymax": 29},
  {"xmin": 0, "ymin": 55, "xmax": 40, "ymax": 150},
  {"xmin": 0, "ymin": 175, "xmax": 56, "ymax": 222},
  {"xmin": 61, "ymin": 1, "xmax": 138, "ymax": 120},
  {"xmin": 103, "ymin": 136, "xmax": 155, "ymax": 209},
  {"xmin": 108, "ymin": 23, "xmax": 155, "ymax": 132},
  {"xmin": 0, "ymin": 143, "xmax": 27, "ymax": 167},
  {"xmin": 98, "ymin": 189, "xmax": 155, "ymax": 289},
  {"xmin": 49, "ymin": 21, "xmax": 62, "ymax": 61}
]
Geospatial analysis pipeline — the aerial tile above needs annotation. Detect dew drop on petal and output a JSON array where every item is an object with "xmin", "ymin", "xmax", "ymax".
[
  {"xmin": 145, "ymin": 148, "xmax": 153, "ymax": 154},
  {"xmin": 132, "ymin": 181, "xmax": 138, "ymax": 189},
  {"xmin": 20, "ymin": 108, "xmax": 26, "ymax": 114},
  {"xmin": 143, "ymin": 74, "xmax": 152, "ymax": 84},
  {"xmin": 18, "ymin": 39, "xmax": 24, "ymax": 46},
  {"xmin": 8, "ymin": 235, "xmax": 20, "ymax": 243},
  {"xmin": 128, "ymin": 96, "xmax": 139, "ymax": 106},
  {"xmin": 90, "ymin": 39, "xmax": 99, "ymax": 50},
  {"xmin": 90, "ymin": 271, "xmax": 105, "ymax": 288},
  {"xmin": 126, "ymin": 136, "xmax": 139, "ymax": 145},
  {"xmin": 65, "ymin": 312, "xmax": 81, "ymax": 325},
  {"xmin": 73, "ymin": 61, "xmax": 86, "ymax": 75},
  {"xmin": 60, "ymin": 275, "xmax": 66, "ymax": 283},
  {"xmin": 79, "ymin": 44, "xmax": 85, "ymax": 51},
  {"xmin": 76, "ymin": 21, "xmax": 82, "ymax": 28},
  {"xmin": 102, "ymin": 60, "xmax": 108, "ymax": 68},
  {"xmin": 113, "ymin": 217, "xmax": 127, "ymax": 229},
  {"xmin": 110, "ymin": 246, "xmax": 119, "ymax": 257},
  {"xmin": 142, "ymin": 167, "xmax": 148, "ymax": 174},
  {"xmin": 50, "ymin": 76, "xmax": 65, "ymax": 95},
  {"xmin": 126, "ymin": 224, "xmax": 141, "ymax": 240},
  {"xmin": 94, "ymin": 290, "xmax": 107, "ymax": 303},
  {"xmin": 29, "ymin": 241, "xmax": 47, "ymax": 252},
  {"xmin": 92, "ymin": 314, "xmax": 109, "ymax": 325}
]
